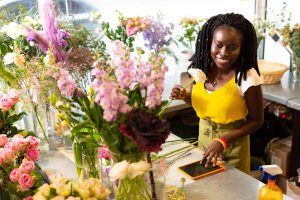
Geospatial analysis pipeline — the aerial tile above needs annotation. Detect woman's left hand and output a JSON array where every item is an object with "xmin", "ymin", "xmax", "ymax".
[{"xmin": 201, "ymin": 140, "xmax": 224, "ymax": 167}]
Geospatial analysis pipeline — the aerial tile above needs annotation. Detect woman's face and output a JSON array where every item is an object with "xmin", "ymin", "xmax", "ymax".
[{"xmin": 210, "ymin": 26, "xmax": 243, "ymax": 72}]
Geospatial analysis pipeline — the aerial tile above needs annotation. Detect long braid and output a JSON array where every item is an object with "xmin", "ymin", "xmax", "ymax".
[{"xmin": 188, "ymin": 13, "xmax": 259, "ymax": 86}]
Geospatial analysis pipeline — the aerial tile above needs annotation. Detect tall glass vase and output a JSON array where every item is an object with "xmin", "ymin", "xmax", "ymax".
[
  {"xmin": 73, "ymin": 142, "xmax": 101, "ymax": 181},
  {"xmin": 292, "ymin": 55, "xmax": 300, "ymax": 82}
]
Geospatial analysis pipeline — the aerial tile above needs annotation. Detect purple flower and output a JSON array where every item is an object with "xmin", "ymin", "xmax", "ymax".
[
  {"xmin": 119, "ymin": 109, "xmax": 170, "ymax": 153},
  {"xmin": 142, "ymin": 17, "xmax": 174, "ymax": 52}
]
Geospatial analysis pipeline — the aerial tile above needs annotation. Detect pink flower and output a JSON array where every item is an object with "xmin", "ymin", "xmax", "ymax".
[
  {"xmin": 0, "ymin": 155, "xmax": 4, "ymax": 164},
  {"xmin": 0, "ymin": 134, "xmax": 8, "ymax": 147},
  {"xmin": 7, "ymin": 89, "xmax": 20, "ymax": 104},
  {"xmin": 126, "ymin": 26, "xmax": 136, "ymax": 36},
  {"xmin": 18, "ymin": 173, "xmax": 34, "ymax": 189},
  {"xmin": 26, "ymin": 136, "xmax": 40, "ymax": 148},
  {"xmin": 20, "ymin": 161, "xmax": 35, "ymax": 173},
  {"xmin": 2, "ymin": 148, "xmax": 15, "ymax": 162},
  {"xmin": 101, "ymin": 146, "xmax": 110, "ymax": 159},
  {"xmin": 26, "ymin": 148, "xmax": 40, "ymax": 161},
  {"xmin": 9, "ymin": 168, "xmax": 22, "ymax": 182},
  {"xmin": 0, "ymin": 95, "xmax": 13, "ymax": 111}
]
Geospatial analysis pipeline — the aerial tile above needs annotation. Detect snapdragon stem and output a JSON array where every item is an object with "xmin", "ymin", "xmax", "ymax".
[{"xmin": 158, "ymin": 78, "xmax": 194, "ymax": 117}]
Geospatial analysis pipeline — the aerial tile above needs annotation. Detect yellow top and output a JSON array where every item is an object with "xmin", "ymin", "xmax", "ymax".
[{"xmin": 191, "ymin": 77, "xmax": 247, "ymax": 124}]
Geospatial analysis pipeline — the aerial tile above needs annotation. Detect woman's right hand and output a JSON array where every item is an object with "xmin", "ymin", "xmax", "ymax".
[{"xmin": 169, "ymin": 84, "xmax": 188, "ymax": 100}]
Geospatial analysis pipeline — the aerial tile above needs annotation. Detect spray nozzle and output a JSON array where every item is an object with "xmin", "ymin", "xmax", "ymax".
[{"xmin": 259, "ymin": 165, "xmax": 283, "ymax": 181}]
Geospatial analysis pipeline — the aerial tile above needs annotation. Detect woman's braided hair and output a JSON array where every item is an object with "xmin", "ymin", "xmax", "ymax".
[{"xmin": 188, "ymin": 13, "xmax": 259, "ymax": 86}]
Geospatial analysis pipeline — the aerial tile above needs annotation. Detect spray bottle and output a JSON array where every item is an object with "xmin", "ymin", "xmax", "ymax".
[{"xmin": 258, "ymin": 164, "xmax": 283, "ymax": 200}]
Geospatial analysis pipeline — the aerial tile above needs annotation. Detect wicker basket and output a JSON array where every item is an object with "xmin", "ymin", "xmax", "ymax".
[{"xmin": 258, "ymin": 60, "xmax": 288, "ymax": 84}]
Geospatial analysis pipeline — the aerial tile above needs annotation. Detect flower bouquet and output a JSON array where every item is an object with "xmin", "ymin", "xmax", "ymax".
[
  {"xmin": 48, "ymin": 11, "xmax": 174, "ymax": 200},
  {"xmin": 0, "ymin": 134, "xmax": 44, "ymax": 199},
  {"xmin": 33, "ymin": 177, "xmax": 110, "ymax": 200}
]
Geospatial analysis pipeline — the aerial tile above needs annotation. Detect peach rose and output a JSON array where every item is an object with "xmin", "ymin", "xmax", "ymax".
[{"xmin": 0, "ymin": 134, "xmax": 8, "ymax": 147}]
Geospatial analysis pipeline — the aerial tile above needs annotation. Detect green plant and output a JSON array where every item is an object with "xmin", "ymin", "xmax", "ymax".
[
  {"xmin": 177, "ymin": 17, "xmax": 207, "ymax": 49},
  {"xmin": 290, "ymin": 27, "xmax": 300, "ymax": 57}
]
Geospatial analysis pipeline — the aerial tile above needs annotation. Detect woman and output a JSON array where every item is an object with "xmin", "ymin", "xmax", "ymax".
[{"xmin": 170, "ymin": 13, "xmax": 264, "ymax": 174}]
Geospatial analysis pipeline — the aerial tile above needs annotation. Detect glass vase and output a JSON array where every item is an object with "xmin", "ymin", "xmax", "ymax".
[
  {"xmin": 292, "ymin": 55, "xmax": 300, "ymax": 82},
  {"xmin": 82, "ymin": 147, "xmax": 101, "ymax": 180},
  {"xmin": 108, "ymin": 153, "xmax": 154, "ymax": 200},
  {"xmin": 115, "ymin": 175, "xmax": 152, "ymax": 200},
  {"xmin": 73, "ymin": 142, "xmax": 102, "ymax": 181}
]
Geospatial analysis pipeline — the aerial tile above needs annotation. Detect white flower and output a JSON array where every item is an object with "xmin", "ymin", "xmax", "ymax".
[
  {"xmin": 187, "ymin": 68, "xmax": 207, "ymax": 83},
  {"xmin": 109, "ymin": 160, "xmax": 130, "ymax": 181},
  {"xmin": 0, "ymin": 22, "xmax": 25, "ymax": 39},
  {"xmin": 3, "ymin": 53, "xmax": 16, "ymax": 65},
  {"xmin": 127, "ymin": 160, "xmax": 151, "ymax": 179}
]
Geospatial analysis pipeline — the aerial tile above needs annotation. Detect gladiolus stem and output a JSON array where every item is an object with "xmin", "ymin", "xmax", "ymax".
[{"xmin": 158, "ymin": 78, "xmax": 194, "ymax": 117}]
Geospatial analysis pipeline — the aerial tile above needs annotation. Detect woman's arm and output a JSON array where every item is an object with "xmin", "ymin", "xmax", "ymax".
[{"xmin": 202, "ymin": 85, "xmax": 264, "ymax": 166}]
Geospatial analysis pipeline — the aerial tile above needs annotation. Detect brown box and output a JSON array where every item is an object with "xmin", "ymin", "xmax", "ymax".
[
  {"xmin": 286, "ymin": 180, "xmax": 300, "ymax": 199},
  {"xmin": 269, "ymin": 136, "xmax": 292, "ymax": 177}
]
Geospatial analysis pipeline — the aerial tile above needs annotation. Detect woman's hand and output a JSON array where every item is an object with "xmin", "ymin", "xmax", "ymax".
[
  {"xmin": 201, "ymin": 140, "xmax": 224, "ymax": 167},
  {"xmin": 169, "ymin": 84, "xmax": 188, "ymax": 100}
]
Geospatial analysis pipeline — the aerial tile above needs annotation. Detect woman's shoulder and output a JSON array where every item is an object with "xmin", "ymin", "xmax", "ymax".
[{"xmin": 237, "ymin": 68, "xmax": 263, "ymax": 96}]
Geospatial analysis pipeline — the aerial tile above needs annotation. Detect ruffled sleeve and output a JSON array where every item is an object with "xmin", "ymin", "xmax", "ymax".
[{"xmin": 237, "ymin": 68, "xmax": 263, "ymax": 96}]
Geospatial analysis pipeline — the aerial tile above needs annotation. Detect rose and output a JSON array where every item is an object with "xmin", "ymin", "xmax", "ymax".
[
  {"xmin": 0, "ymin": 134, "xmax": 8, "ymax": 147},
  {"xmin": 18, "ymin": 173, "xmax": 34, "ymax": 189},
  {"xmin": 56, "ymin": 181, "xmax": 71, "ymax": 197},
  {"xmin": 7, "ymin": 89, "xmax": 20, "ymax": 104},
  {"xmin": 2, "ymin": 148, "xmax": 15, "ymax": 162},
  {"xmin": 19, "ymin": 161, "xmax": 35, "ymax": 173},
  {"xmin": 26, "ymin": 148, "xmax": 40, "ymax": 161},
  {"xmin": 9, "ymin": 168, "xmax": 22, "ymax": 182},
  {"xmin": 0, "ymin": 96, "xmax": 13, "ymax": 111},
  {"xmin": 26, "ymin": 136, "xmax": 40, "ymax": 149}
]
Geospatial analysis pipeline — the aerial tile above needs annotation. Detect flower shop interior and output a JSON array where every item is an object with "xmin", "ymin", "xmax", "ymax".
[{"xmin": 1, "ymin": 0, "xmax": 300, "ymax": 199}]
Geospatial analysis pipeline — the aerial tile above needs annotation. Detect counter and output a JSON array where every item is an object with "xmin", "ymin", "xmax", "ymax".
[{"xmin": 37, "ymin": 134, "xmax": 293, "ymax": 200}]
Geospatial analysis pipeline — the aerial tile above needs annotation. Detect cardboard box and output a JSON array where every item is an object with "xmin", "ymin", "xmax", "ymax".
[
  {"xmin": 286, "ymin": 180, "xmax": 300, "ymax": 200},
  {"xmin": 269, "ymin": 136, "xmax": 292, "ymax": 177}
]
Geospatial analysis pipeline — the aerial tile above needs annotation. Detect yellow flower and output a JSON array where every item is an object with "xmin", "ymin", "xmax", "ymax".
[
  {"xmin": 44, "ymin": 51, "xmax": 56, "ymax": 67},
  {"xmin": 14, "ymin": 54, "xmax": 25, "ymax": 68}
]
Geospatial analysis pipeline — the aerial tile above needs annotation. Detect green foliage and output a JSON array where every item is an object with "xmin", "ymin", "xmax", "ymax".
[
  {"xmin": 102, "ymin": 22, "xmax": 135, "ymax": 49},
  {"xmin": 291, "ymin": 29, "xmax": 300, "ymax": 57},
  {"xmin": 177, "ymin": 17, "xmax": 207, "ymax": 49},
  {"xmin": 0, "ymin": 109, "xmax": 27, "ymax": 137}
]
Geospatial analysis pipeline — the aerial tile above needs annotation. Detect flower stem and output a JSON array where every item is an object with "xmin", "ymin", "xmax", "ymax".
[
  {"xmin": 147, "ymin": 153, "xmax": 158, "ymax": 200},
  {"xmin": 158, "ymin": 78, "xmax": 194, "ymax": 117},
  {"xmin": 32, "ymin": 103, "xmax": 49, "ymax": 144}
]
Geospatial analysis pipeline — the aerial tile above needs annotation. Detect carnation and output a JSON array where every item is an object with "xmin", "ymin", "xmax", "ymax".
[{"xmin": 119, "ymin": 109, "xmax": 170, "ymax": 153}]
